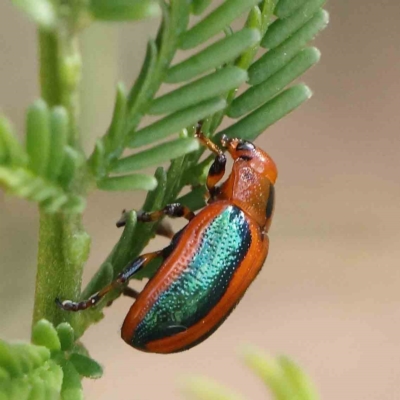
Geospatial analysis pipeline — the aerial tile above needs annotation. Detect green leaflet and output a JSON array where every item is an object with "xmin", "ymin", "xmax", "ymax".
[
  {"xmin": 110, "ymin": 210, "xmax": 139, "ymax": 272},
  {"xmin": 89, "ymin": 0, "xmax": 161, "ymax": 21},
  {"xmin": 259, "ymin": 0, "xmax": 279, "ymax": 34},
  {"xmin": 229, "ymin": 47, "xmax": 320, "ymax": 117},
  {"xmin": 58, "ymin": 146, "xmax": 81, "ymax": 189},
  {"xmin": 103, "ymin": 82, "xmax": 128, "ymax": 159},
  {"xmin": 46, "ymin": 106, "xmax": 68, "ymax": 181},
  {"xmin": 128, "ymin": 98, "xmax": 226, "ymax": 148},
  {"xmin": 275, "ymin": 0, "xmax": 310, "ymax": 19},
  {"xmin": 111, "ymin": 138, "xmax": 200, "ymax": 173},
  {"xmin": 166, "ymin": 29, "xmax": 260, "ymax": 83},
  {"xmin": 26, "ymin": 99, "xmax": 50, "ymax": 176},
  {"xmin": 149, "ymin": 67, "xmax": 248, "ymax": 115},
  {"xmin": 98, "ymin": 174, "xmax": 158, "ymax": 191},
  {"xmin": 262, "ymin": 0, "xmax": 326, "ymax": 49},
  {"xmin": 0, "ymin": 338, "xmax": 63, "ymax": 400},
  {"xmin": 90, "ymin": 139, "xmax": 107, "ymax": 179},
  {"xmin": 32, "ymin": 319, "xmax": 61, "ymax": 351},
  {"xmin": 249, "ymin": 9, "xmax": 329, "ymax": 85},
  {"xmin": 219, "ymin": 84, "xmax": 312, "ymax": 141},
  {"xmin": 180, "ymin": 0, "xmax": 262, "ymax": 50},
  {"xmin": 0, "ymin": 116, "xmax": 26, "ymax": 167},
  {"xmin": 56, "ymin": 323, "xmax": 75, "ymax": 352},
  {"xmin": 0, "ymin": 166, "xmax": 86, "ymax": 213},
  {"xmin": 191, "ymin": 0, "xmax": 212, "ymax": 15},
  {"xmin": 69, "ymin": 354, "xmax": 103, "ymax": 379},
  {"xmin": 235, "ymin": 7, "xmax": 262, "ymax": 71},
  {"xmin": 126, "ymin": 40, "xmax": 158, "ymax": 121},
  {"xmin": 59, "ymin": 359, "xmax": 83, "ymax": 400}
]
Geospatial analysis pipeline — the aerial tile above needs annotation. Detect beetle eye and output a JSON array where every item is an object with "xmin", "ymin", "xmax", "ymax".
[{"xmin": 236, "ymin": 141, "xmax": 255, "ymax": 152}]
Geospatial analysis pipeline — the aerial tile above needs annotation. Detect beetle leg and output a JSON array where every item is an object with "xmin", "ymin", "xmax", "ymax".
[
  {"xmin": 116, "ymin": 211, "xmax": 175, "ymax": 239},
  {"xmin": 137, "ymin": 203, "xmax": 195, "ymax": 222},
  {"xmin": 195, "ymin": 124, "xmax": 227, "ymax": 199},
  {"xmin": 56, "ymin": 250, "xmax": 162, "ymax": 312},
  {"xmin": 105, "ymin": 286, "xmax": 140, "ymax": 307},
  {"xmin": 122, "ymin": 286, "xmax": 140, "ymax": 299}
]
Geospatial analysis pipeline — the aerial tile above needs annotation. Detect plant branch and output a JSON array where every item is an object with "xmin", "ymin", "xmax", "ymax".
[{"xmin": 32, "ymin": 14, "xmax": 89, "ymax": 332}]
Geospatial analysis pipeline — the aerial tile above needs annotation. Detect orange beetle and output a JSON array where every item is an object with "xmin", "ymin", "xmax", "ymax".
[{"xmin": 57, "ymin": 126, "xmax": 277, "ymax": 353}]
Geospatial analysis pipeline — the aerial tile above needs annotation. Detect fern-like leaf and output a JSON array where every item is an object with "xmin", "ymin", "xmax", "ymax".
[
  {"xmin": 0, "ymin": 105, "xmax": 86, "ymax": 213},
  {"xmin": 81, "ymin": 0, "xmax": 329, "ymax": 319},
  {"xmin": 0, "ymin": 320, "xmax": 103, "ymax": 399},
  {"xmin": 0, "ymin": 338, "xmax": 63, "ymax": 400}
]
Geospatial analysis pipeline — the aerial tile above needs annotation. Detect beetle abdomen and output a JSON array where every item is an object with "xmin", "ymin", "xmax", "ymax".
[{"xmin": 130, "ymin": 205, "xmax": 252, "ymax": 349}]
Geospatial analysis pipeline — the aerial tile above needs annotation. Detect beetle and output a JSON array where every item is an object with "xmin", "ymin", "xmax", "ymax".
[{"xmin": 56, "ymin": 125, "xmax": 277, "ymax": 354}]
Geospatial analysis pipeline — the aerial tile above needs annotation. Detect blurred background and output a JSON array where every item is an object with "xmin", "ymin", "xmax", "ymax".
[{"xmin": 1, "ymin": 1, "xmax": 400, "ymax": 399}]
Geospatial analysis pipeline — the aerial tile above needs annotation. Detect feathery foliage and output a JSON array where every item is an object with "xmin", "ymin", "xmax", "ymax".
[{"xmin": 0, "ymin": 320, "xmax": 102, "ymax": 400}]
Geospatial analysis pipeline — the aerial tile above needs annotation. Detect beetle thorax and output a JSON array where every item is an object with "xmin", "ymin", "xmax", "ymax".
[{"xmin": 219, "ymin": 160, "xmax": 273, "ymax": 229}]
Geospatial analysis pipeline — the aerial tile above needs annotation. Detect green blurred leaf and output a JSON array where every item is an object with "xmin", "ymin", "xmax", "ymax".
[
  {"xmin": 180, "ymin": 0, "xmax": 261, "ymax": 50},
  {"xmin": 0, "ymin": 166, "xmax": 85, "ymax": 213},
  {"xmin": 166, "ymin": 29, "xmax": 260, "ymax": 83},
  {"xmin": 183, "ymin": 377, "xmax": 244, "ymax": 400},
  {"xmin": 278, "ymin": 356, "xmax": 319, "ymax": 400},
  {"xmin": 0, "ymin": 340, "xmax": 24, "ymax": 378},
  {"xmin": 243, "ymin": 348, "xmax": 319, "ymax": 400},
  {"xmin": 220, "ymin": 84, "xmax": 312, "ymax": 141},
  {"xmin": 90, "ymin": 0, "xmax": 161, "ymax": 21},
  {"xmin": 12, "ymin": 0, "xmax": 56, "ymax": 29},
  {"xmin": 0, "ymin": 339, "xmax": 63, "ymax": 400}
]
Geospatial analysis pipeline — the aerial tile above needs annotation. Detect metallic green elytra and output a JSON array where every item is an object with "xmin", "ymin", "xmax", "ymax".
[{"xmin": 132, "ymin": 205, "xmax": 252, "ymax": 347}]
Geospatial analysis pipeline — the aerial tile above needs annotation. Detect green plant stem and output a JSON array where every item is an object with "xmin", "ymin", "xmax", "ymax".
[
  {"xmin": 33, "ymin": 25, "xmax": 90, "ymax": 332},
  {"xmin": 38, "ymin": 28, "xmax": 81, "ymax": 146},
  {"xmin": 33, "ymin": 212, "xmax": 90, "ymax": 329}
]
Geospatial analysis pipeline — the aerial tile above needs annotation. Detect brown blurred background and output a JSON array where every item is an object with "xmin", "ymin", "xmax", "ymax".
[{"xmin": 1, "ymin": 1, "xmax": 400, "ymax": 399}]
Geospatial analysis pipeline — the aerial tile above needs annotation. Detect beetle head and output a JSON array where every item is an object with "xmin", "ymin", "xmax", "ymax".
[{"xmin": 221, "ymin": 135, "xmax": 277, "ymax": 184}]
